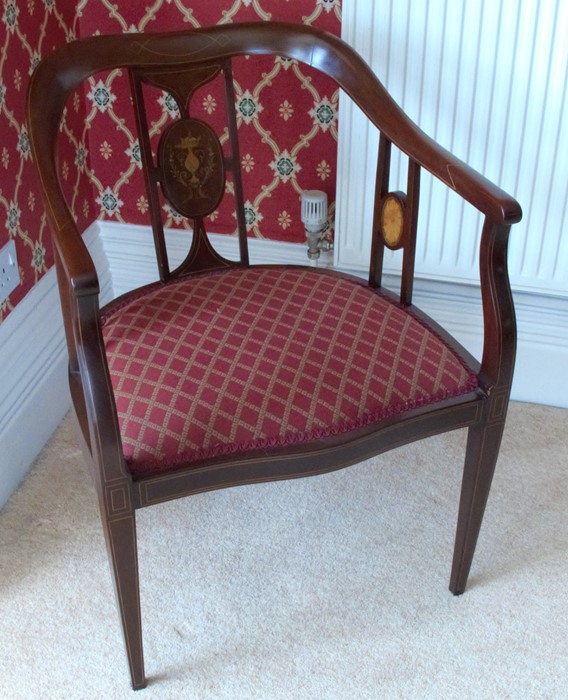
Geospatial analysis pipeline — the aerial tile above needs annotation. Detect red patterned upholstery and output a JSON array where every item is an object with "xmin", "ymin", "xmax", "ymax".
[{"xmin": 102, "ymin": 267, "xmax": 478, "ymax": 476}]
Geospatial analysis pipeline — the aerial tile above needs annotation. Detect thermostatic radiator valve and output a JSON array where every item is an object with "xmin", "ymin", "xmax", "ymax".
[{"xmin": 301, "ymin": 190, "xmax": 328, "ymax": 264}]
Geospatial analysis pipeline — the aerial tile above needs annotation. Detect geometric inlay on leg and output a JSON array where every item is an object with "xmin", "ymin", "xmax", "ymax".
[{"xmin": 158, "ymin": 117, "xmax": 225, "ymax": 218}]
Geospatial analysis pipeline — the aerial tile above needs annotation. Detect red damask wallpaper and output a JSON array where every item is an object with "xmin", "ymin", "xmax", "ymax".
[
  {"xmin": 0, "ymin": 1, "xmax": 91, "ymax": 320},
  {"xmin": 0, "ymin": 0, "xmax": 341, "ymax": 323}
]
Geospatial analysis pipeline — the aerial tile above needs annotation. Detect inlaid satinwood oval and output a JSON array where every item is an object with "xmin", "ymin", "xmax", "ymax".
[
  {"xmin": 381, "ymin": 193, "xmax": 406, "ymax": 250},
  {"xmin": 158, "ymin": 118, "xmax": 225, "ymax": 218}
]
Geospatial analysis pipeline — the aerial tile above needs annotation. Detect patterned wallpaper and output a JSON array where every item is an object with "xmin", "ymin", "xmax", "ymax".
[
  {"xmin": 0, "ymin": 0, "xmax": 341, "ymax": 323},
  {"xmin": 0, "ymin": 1, "xmax": 91, "ymax": 321}
]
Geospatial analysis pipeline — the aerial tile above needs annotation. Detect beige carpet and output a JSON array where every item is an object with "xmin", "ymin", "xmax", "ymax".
[{"xmin": 1, "ymin": 402, "xmax": 567, "ymax": 699}]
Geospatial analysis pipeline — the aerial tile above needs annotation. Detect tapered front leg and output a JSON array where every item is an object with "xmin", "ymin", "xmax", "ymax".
[
  {"xmin": 103, "ymin": 511, "xmax": 146, "ymax": 689},
  {"xmin": 450, "ymin": 418, "xmax": 506, "ymax": 596}
]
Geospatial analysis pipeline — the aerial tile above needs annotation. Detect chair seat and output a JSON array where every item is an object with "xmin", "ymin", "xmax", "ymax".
[{"xmin": 101, "ymin": 266, "xmax": 478, "ymax": 476}]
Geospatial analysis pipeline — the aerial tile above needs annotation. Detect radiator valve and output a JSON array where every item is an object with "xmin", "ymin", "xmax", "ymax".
[{"xmin": 301, "ymin": 190, "xmax": 328, "ymax": 263}]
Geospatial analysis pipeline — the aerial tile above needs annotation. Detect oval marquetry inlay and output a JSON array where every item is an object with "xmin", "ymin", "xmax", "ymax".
[
  {"xmin": 381, "ymin": 194, "xmax": 406, "ymax": 249},
  {"xmin": 158, "ymin": 118, "xmax": 225, "ymax": 218}
]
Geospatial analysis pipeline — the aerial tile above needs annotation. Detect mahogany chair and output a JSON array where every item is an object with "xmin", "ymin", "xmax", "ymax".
[{"xmin": 27, "ymin": 23, "xmax": 522, "ymax": 690}]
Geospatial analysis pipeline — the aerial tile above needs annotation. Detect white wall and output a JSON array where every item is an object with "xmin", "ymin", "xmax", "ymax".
[{"xmin": 0, "ymin": 226, "xmax": 112, "ymax": 510}]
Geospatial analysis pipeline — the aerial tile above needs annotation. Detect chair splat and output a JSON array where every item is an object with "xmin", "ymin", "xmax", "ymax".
[{"xmin": 128, "ymin": 59, "xmax": 249, "ymax": 280}]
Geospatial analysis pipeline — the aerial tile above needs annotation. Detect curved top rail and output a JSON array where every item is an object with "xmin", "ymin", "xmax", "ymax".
[{"xmin": 27, "ymin": 22, "xmax": 522, "ymax": 293}]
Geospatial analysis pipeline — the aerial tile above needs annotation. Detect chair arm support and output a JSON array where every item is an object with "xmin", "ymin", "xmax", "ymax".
[
  {"xmin": 54, "ymin": 220, "xmax": 100, "ymax": 297},
  {"xmin": 73, "ymin": 294, "xmax": 131, "ymax": 486},
  {"xmin": 478, "ymin": 220, "xmax": 517, "ymax": 392}
]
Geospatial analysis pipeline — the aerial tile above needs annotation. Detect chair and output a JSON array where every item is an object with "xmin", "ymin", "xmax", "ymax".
[{"xmin": 27, "ymin": 23, "xmax": 522, "ymax": 690}]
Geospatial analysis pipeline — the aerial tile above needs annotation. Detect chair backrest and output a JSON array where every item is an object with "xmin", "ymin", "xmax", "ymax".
[
  {"xmin": 28, "ymin": 24, "xmax": 519, "ymax": 275},
  {"xmin": 128, "ymin": 53, "xmax": 249, "ymax": 280}
]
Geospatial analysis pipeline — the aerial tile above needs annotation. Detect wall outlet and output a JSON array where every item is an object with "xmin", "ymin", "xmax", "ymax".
[{"xmin": 0, "ymin": 240, "xmax": 20, "ymax": 304}]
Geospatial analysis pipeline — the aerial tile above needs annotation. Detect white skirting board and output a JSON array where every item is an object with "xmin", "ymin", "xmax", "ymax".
[
  {"xmin": 0, "ymin": 224, "xmax": 113, "ymax": 510},
  {"xmin": 99, "ymin": 220, "xmax": 334, "ymax": 298},
  {"xmin": 1, "ymin": 220, "xmax": 565, "ymax": 508}
]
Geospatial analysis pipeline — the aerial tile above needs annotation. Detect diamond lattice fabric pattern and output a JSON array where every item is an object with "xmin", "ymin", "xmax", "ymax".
[{"xmin": 102, "ymin": 267, "xmax": 478, "ymax": 476}]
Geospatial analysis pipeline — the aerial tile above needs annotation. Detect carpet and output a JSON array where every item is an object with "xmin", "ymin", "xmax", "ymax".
[{"xmin": 0, "ymin": 402, "xmax": 566, "ymax": 699}]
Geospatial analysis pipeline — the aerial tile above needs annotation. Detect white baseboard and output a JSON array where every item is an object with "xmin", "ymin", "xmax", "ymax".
[
  {"xmin": 0, "ymin": 224, "xmax": 112, "ymax": 509},
  {"xmin": 1, "ymin": 219, "xmax": 565, "ymax": 508},
  {"xmin": 408, "ymin": 278, "xmax": 568, "ymax": 409},
  {"xmin": 98, "ymin": 220, "xmax": 334, "ymax": 298}
]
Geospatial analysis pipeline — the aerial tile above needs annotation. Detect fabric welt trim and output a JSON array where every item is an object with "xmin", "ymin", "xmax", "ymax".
[{"xmin": 125, "ymin": 379, "xmax": 478, "ymax": 477}]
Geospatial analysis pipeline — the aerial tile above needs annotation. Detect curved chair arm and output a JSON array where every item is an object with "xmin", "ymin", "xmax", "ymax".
[
  {"xmin": 303, "ymin": 34, "xmax": 522, "ymax": 225},
  {"xmin": 28, "ymin": 79, "xmax": 98, "ymax": 298},
  {"xmin": 395, "ymin": 130, "xmax": 521, "ymax": 226}
]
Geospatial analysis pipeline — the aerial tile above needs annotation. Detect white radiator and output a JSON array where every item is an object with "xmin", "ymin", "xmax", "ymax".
[{"xmin": 335, "ymin": 0, "xmax": 568, "ymax": 298}]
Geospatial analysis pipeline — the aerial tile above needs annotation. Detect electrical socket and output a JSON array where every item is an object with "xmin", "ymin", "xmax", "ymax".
[{"xmin": 0, "ymin": 240, "xmax": 20, "ymax": 304}]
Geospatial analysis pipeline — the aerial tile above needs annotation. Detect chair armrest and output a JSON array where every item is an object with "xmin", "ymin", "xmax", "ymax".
[
  {"xmin": 28, "ymin": 58, "xmax": 99, "ymax": 298},
  {"xmin": 357, "ymin": 89, "xmax": 522, "ymax": 225},
  {"xmin": 304, "ymin": 26, "xmax": 522, "ymax": 224},
  {"xmin": 403, "ymin": 127, "xmax": 522, "ymax": 225},
  {"xmin": 55, "ymin": 221, "xmax": 99, "ymax": 297}
]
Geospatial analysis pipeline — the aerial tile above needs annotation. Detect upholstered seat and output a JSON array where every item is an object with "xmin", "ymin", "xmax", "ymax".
[{"xmin": 102, "ymin": 266, "xmax": 477, "ymax": 476}]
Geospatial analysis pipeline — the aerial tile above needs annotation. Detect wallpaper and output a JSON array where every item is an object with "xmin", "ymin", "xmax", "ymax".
[
  {"xmin": 0, "ymin": 0, "xmax": 341, "ymax": 323},
  {"xmin": 0, "ymin": 1, "xmax": 92, "ymax": 320}
]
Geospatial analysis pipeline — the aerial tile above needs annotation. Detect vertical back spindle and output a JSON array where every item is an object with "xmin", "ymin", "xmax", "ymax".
[
  {"xmin": 129, "ymin": 70, "xmax": 171, "ymax": 282},
  {"xmin": 369, "ymin": 132, "xmax": 392, "ymax": 288},
  {"xmin": 223, "ymin": 60, "xmax": 249, "ymax": 267},
  {"xmin": 400, "ymin": 159, "xmax": 421, "ymax": 305}
]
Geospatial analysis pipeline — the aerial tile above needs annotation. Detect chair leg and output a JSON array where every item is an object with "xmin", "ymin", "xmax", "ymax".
[
  {"xmin": 449, "ymin": 418, "xmax": 505, "ymax": 596},
  {"xmin": 102, "ymin": 512, "xmax": 147, "ymax": 690}
]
